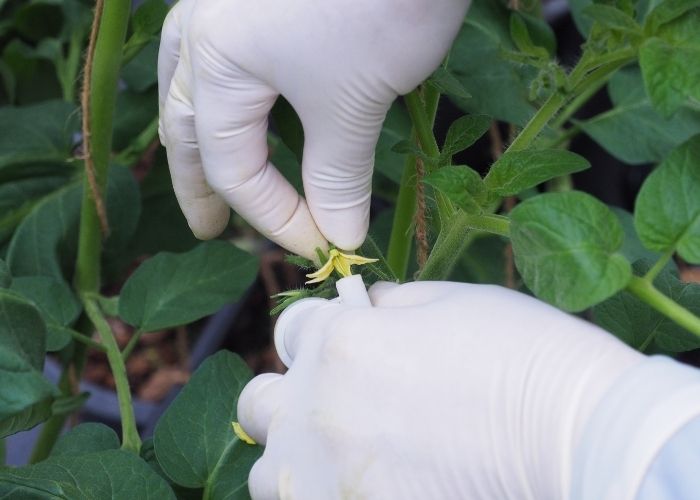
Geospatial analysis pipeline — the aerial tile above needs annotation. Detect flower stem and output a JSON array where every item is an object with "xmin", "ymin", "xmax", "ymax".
[
  {"xmin": 627, "ymin": 276, "xmax": 700, "ymax": 338},
  {"xmin": 84, "ymin": 297, "xmax": 141, "ymax": 453}
]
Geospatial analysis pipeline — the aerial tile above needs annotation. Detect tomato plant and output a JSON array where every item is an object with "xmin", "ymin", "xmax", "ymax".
[{"xmin": 0, "ymin": 0, "xmax": 699, "ymax": 497}]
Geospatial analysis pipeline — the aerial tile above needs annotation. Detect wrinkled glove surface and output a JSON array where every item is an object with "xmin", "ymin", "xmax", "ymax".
[
  {"xmin": 238, "ymin": 281, "xmax": 644, "ymax": 499},
  {"xmin": 158, "ymin": 0, "xmax": 469, "ymax": 260}
]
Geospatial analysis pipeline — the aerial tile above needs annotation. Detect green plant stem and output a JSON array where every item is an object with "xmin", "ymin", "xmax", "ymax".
[
  {"xmin": 644, "ymin": 248, "xmax": 675, "ymax": 283},
  {"xmin": 386, "ymin": 86, "xmax": 442, "ymax": 280},
  {"xmin": 404, "ymin": 91, "xmax": 441, "ymax": 159},
  {"xmin": 420, "ymin": 52, "xmax": 636, "ymax": 281},
  {"xmin": 386, "ymin": 154, "xmax": 418, "ymax": 280},
  {"xmin": 121, "ymin": 329, "xmax": 145, "ymax": 360},
  {"xmin": 115, "ymin": 116, "xmax": 159, "ymax": 166},
  {"xmin": 508, "ymin": 91, "xmax": 567, "ymax": 152},
  {"xmin": 418, "ymin": 212, "xmax": 509, "ymax": 280},
  {"xmin": 404, "ymin": 90, "xmax": 455, "ymax": 224},
  {"xmin": 75, "ymin": 0, "xmax": 131, "ymax": 294},
  {"xmin": 84, "ymin": 297, "xmax": 141, "ymax": 453},
  {"xmin": 66, "ymin": 328, "xmax": 106, "ymax": 352},
  {"xmin": 627, "ymin": 276, "xmax": 700, "ymax": 338}
]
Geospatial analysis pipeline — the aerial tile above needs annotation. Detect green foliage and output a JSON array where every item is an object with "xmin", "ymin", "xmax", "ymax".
[
  {"xmin": 424, "ymin": 166, "xmax": 487, "ymax": 214},
  {"xmin": 577, "ymin": 67, "xmax": 700, "ymax": 164},
  {"xmin": 595, "ymin": 263, "xmax": 700, "ymax": 351},
  {"xmin": 0, "ymin": 100, "xmax": 78, "ymax": 170},
  {"xmin": 448, "ymin": 0, "xmax": 543, "ymax": 125},
  {"xmin": 119, "ymin": 241, "xmax": 259, "ymax": 332},
  {"xmin": 154, "ymin": 351, "xmax": 262, "ymax": 496},
  {"xmin": 441, "ymin": 115, "xmax": 492, "ymax": 159},
  {"xmin": 0, "ymin": 258, "xmax": 10, "ymax": 288},
  {"xmin": 511, "ymin": 192, "xmax": 632, "ymax": 311},
  {"xmin": 0, "ymin": 290, "xmax": 55, "ymax": 438},
  {"xmin": 634, "ymin": 137, "xmax": 700, "ymax": 263},
  {"xmin": 0, "ymin": 449, "xmax": 176, "ymax": 498},
  {"xmin": 484, "ymin": 150, "xmax": 590, "ymax": 197},
  {"xmin": 10, "ymin": 276, "xmax": 81, "ymax": 351},
  {"xmin": 51, "ymin": 423, "xmax": 120, "ymax": 457}
]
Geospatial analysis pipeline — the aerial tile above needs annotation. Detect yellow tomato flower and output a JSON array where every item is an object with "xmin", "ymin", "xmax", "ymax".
[
  {"xmin": 232, "ymin": 422, "xmax": 256, "ymax": 445},
  {"xmin": 305, "ymin": 249, "xmax": 378, "ymax": 284}
]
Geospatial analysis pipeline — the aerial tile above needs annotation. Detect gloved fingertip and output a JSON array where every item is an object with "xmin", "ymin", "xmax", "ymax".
[
  {"xmin": 237, "ymin": 373, "xmax": 284, "ymax": 446},
  {"xmin": 183, "ymin": 200, "xmax": 230, "ymax": 240},
  {"xmin": 315, "ymin": 211, "xmax": 369, "ymax": 253}
]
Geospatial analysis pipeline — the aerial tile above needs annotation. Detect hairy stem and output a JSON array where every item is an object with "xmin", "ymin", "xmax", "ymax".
[
  {"xmin": 386, "ymin": 85, "xmax": 442, "ymax": 281},
  {"xmin": 627, "ymin": 276, "xmax": 700, "ymax": 338},
  {"xmin": 84, "ymin": 297, "xmax": 141, "ymax": 453},
  {"xmin": 404, "ymin": 90, "xmax": 455, "ymax": 224},
  {"xmin": 75, "ymin": 0, "xmax": 131, "ymax": 293}
]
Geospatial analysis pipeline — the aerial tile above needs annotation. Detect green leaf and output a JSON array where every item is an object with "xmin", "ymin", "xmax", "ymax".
[
  {"xmin": 50, "ymin": 392, "xmax": 89, "ymax": 417},
  {"xmin": 427, "ymin": 67, "xmax": 471, "ymax": 100},
  {"xmin": 447, "ymin": 0, "xmax": 540, "ymax": 125},
  {"xmin": 154, "ymin": 351, "xmax": 262, "ymax": 497},
  {"xmin": 639, "ymin": 37, "xmax": 700, "ymax": 117},
  {"xmin": 611, "ymin": 207, "xmax": 676, "ymax": 273},
  {"xmin": 634, "ymin": 136, "xmax": 700, "ymax": 263},
  {"xmin": 578, "ymin": 67, "xmax": 700, "ymax": 164},
  {"xmin": 441, "ymin": 115, "xmax": 491, "ymax": 158},
  {"xmin": 10, "ymin": 276, "xmax": 81, "ymax": 351},
  {"xmin": 121, "ymin": 41, "xmax": 159, "ymax": 93},
  {"xmin": 391, "ymin": 140, "xmax": 429, "ymax": 160},
  {"xmin": 0, "ymin": 100, "xmax": 78, "ymax": 170},
  {"xmin": 484, "ymin": 150, "xmax": 590, "ymax": 197},
  {"xmin": 119, "ymin": 241, "xmax": 259, "ymax": 332},
  {"xmin": 374, "ymin": 103, "xmax": 413, "ymax": 184},
  {"xmin": 0, "ymin": 449, "xmax": 176, "ymax": 499},
  {"xmin": 121, "ymin": 152, "xmax": 199, "ymax": 258},
  {"xmin": 132, "ymin": 0, "xmax": 169, "ymax": 36},
  {"xmin": 141, "ymin": 438, "xmax": 204, "ymax": 499},
  {"xmin": 424, "ymin": 166, "xmax": 486, "ymax": 214},
  {"xmin": 594, "ymin": 263, "xmax": 700, "ymax": 352},
  {"xmin": 645, "ymin": 0, "xmax": 700, "ymax": 33},
  {"xmin": 270, "ymin": 96, "xmax": 304, "ymax": 164},
  {"xmin": 51, "ymin": 423, "xmax": 119, "ymax": 457},
  {"xmin": 511, "ymin": 192, "xmax": 632, "ymax": 311},
  {"xmin": 509, "ymin": 13, "xmax": 550, "ymax": 60},
  {"xmin": 7, "ymin": 165, "xmax": 139, "ymax": 284},
  {"xmin": 0, "ymin": 258, "xmax": 10, "ymax": 287},
  {"xmin": 0, "ymin": 290, "xmax": 55, "ymax": 438},
  {"xmin": 582, "ymin": 4, "xmax": 642, "ymax": 33},
  {"xmin": 112, "ymin": 88, "xmax": 158, "ymax": 150}
]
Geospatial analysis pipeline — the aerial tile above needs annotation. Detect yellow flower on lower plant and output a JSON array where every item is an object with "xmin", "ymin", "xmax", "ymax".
[{"xmin": 305, "ymin": 249, "xmax": 378, "ymax": 284}]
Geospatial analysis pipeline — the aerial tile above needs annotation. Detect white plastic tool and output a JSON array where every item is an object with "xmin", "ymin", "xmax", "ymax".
[{"xmin": 274, "ymin": 276, "xmax": 371, "ymax": 367}]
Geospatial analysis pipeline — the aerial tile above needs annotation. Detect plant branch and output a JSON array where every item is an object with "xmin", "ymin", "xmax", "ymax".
[
  {"xmin": 83, "ymin": 297, "xmax": 141, "ymax": 453},
  {"xmin": 121, "ymin": 329, "xmax": 145, "ymax": 360},
  {"xmin": 644, "ymin": 248, "xmax": 675, "ymax": 283},
  {"xmin": 627, "ymin": 276, "xmax": 700, "ymax": 338}
]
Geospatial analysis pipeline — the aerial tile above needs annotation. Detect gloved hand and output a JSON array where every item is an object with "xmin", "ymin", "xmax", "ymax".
[
  {"xmin": 237, "ymin": 281, "xmax": 646, "ymax": 499},
  {"xmin": 157, "ymin": 0, "xmax": 470, "ymax": 260}
]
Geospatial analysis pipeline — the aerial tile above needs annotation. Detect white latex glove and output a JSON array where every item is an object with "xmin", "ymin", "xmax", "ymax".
[
  {"xmin": 158, "ymin": 0, "xmax": 469, "ymax": 260},
  {"xmin": 237, "ymin": 280, "xmax": 651, "ymax": 499}
]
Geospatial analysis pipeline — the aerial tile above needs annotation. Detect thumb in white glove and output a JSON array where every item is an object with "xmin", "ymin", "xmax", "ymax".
[
  {"xmin": 237, "ymin": 280, "xmax": 645, "ymax": 499},
  {"xmin": 158, "ymin": 0, "xmax": 470, "ymax": 260}
]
